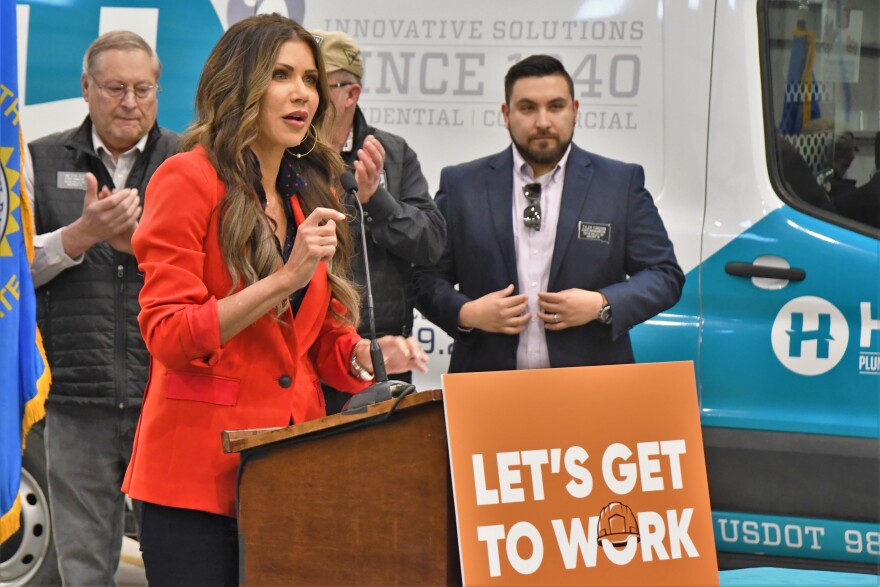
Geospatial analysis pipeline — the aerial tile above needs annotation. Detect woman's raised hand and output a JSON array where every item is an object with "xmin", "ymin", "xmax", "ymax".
[{"xmin": 281, "ymin": 207, "xmax": 345, "ymax": 293}]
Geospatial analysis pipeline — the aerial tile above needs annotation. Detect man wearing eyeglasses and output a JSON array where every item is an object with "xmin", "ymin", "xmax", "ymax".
[
  {"xmin": 416, "ymin": 55, "xmax": 683, "ymax": 373},
  {"xmin": 311, "ymin": 29, "xmax": 445, "ymax": 413},
  {"xmin": 25, "ymin": 30, "xmax": 177, "ymax": 585}
]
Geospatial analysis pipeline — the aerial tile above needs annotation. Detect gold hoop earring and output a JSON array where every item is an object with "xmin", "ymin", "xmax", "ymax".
[{"xmin": 289, "ymin": 124, "xmax": 318, "ymax": 159}]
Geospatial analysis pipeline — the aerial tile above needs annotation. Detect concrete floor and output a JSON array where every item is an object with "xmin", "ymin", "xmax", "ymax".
[{"xmin": 114, "ymin": 537, "xmax": 146, "ymax": 586}]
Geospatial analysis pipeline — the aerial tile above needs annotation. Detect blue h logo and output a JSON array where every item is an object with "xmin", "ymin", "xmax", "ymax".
[{"xmin": 787, "ymin": 313, "xmax": 833, "ymax": 358}]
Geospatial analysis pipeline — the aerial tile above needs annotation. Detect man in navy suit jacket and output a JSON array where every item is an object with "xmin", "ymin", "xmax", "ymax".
[{"xmin": 415, "ymin": 55, "xmax": 684, "ymax": 373}]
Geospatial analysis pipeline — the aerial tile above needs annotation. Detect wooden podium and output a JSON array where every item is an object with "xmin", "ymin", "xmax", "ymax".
[{"xmin": 222, "ymin": 390, "xmax": 460, "ymax": 586}]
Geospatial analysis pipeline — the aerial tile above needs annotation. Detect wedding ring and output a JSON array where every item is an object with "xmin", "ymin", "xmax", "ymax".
[{"xmin": 553, "ymin": 313, "xmax": 559, "ymax": 324}]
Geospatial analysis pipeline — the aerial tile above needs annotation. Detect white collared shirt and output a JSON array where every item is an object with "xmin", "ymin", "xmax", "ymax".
[
  {"xmin": 341, "ymin": 126, "xmax": 355, "ymax": 154},
  {"xmin": 512, "ymin": 144, "xmax": 571, "ymax": 370},
  {"xmin": 92, "ymin": 126, "xmax": 147, "ymax": 189}
]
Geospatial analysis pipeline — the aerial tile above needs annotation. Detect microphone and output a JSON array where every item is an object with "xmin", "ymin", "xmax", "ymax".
[{"xmin": 339, "ymin": 171, "xmax": 416, "ymax": 414}]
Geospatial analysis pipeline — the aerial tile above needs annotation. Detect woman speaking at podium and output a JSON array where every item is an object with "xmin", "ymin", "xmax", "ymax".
[{"xmin": 122, "ymin": 14, "xmax": 425, "ymax": 586}]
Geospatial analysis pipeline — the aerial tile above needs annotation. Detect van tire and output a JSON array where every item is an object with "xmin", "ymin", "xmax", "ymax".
[{"xmin": 0, "ymin": 422, "xmax": 61, "ymax": 587}]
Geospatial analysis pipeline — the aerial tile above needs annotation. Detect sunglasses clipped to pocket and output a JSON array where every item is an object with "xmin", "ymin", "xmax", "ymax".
[{"xmin": 522, "ymin": 182, "xmax": 542, "ymax": 231}]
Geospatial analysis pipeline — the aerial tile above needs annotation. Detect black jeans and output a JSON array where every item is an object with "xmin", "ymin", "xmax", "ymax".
[{"xmin": 140, "ymin": 501, "xmax": 239, "ymax": 586}]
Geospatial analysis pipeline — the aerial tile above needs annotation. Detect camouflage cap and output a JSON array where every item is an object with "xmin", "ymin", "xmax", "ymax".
[{"xmin": 310, "ymin": 29, "xmax": 363, "ymax": 78}]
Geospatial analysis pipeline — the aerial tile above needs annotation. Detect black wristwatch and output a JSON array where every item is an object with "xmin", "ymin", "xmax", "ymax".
[{"xmin": 598, "ymin": 301, "xmax": 613, "ymax": 325}]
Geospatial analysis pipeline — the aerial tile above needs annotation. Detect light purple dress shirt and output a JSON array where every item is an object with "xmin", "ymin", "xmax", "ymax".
[{"xmin": 511, "ymin": 144, "xmax": 572, "ymax": 369}]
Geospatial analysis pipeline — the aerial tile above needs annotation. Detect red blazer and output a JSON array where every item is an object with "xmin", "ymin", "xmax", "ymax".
[{"xmin": 122, "ymin": 147, "xmax": 369, "ymax": 517}]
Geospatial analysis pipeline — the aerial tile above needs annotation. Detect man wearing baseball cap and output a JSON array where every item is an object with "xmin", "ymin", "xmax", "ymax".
[{"xmin": 310, "ymin": 30, "xmax": 446, "ymax": 413}]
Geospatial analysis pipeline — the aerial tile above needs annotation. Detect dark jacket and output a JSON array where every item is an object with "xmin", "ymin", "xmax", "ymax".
[
  {"xmin": 343, "ymin": 107, "xmax": 446, "ymax": 338},
  {"xmin": 414, "ymin": 144, "xmax": 684, "ymax": 373},
  {"xmin": 30, "ymin": 117, "xmax": 178, "ymax": 406},
  {"xmin": 835, "ymin": 172, "xmax": 880, "ymax": 228}
]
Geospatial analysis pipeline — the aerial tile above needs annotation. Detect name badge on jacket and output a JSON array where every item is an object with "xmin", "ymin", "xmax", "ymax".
[
  {"xmin": 57, "ymin": 172, "xmax": 88, "ymax": 190},
  {"xmin": 578, "ymin": 222, "xmax": 611, "ymax": 244}
]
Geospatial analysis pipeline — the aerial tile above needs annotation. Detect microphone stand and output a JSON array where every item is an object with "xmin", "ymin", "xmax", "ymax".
[{"xmin": 340, "ymin": 172, "xmax": 416, "ymax": 414}]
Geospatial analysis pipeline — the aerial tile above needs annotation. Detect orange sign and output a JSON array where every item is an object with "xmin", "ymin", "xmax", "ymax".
[{"xmin": 443, "ymin": 361, "xmax": 718, "ymax": 586}]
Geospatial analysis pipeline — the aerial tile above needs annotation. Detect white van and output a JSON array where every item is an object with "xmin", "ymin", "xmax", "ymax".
[
  {"xmin": 5, "ymin": 0, "xmax": 877, "ymax": 584},
  {"xmin": 399, "ymin": 0, "xmax": 879, "ymax": 573},
  {"xmin": 622, "ymin": 1, "xmax": 879, "ymax": 573},
  {"xmin": 402, "ymin": 0, "xmax": 879, "ymax": 572}
]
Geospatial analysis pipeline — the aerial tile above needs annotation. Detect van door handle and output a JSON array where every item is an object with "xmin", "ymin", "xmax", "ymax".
[{"xmin": 725, "ymin": 261, "xmax": 806, "ymax": 281}]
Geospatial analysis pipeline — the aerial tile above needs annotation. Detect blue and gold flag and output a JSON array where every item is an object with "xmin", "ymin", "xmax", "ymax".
[
  {"xmin": 0, "ymin": 0, "xmax": 51, "ymax": 544},
  {"xmin": 779, "ymin": 26, "xmax": 822, "ymax": 135}
]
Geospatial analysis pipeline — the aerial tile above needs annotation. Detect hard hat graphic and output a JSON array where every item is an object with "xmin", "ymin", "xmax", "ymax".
[{"xmin": 597, "ymin": 502, "xmax": 640, "ymax": 546}]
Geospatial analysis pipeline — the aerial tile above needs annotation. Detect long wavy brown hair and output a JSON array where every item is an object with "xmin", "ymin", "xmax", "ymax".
[{"xmin": 183, "ymin": 14, "xmax": 359, "ymax": 326}]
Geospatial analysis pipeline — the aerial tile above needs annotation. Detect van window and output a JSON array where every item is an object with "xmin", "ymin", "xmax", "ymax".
[{"xmin": 763, "ymin": 0, "xmax": 879, "ymax": 231}]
